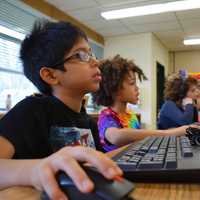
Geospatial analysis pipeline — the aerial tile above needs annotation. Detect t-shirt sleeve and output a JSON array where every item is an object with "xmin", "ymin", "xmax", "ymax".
[
  {"xmin": 98, "ymin": 114, "xmax": 120, "ymax": 140},
  {"xmin": 0, "ymin": 97, "xmax": 45, "ymax": 158}
]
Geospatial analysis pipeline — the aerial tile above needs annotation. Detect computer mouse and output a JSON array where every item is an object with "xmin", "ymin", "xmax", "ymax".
[
  {"xmin": 41, "ymin": 166, "xmax": 135, "ymax": 200},
  {"xmin": 186, "ymin": 126, "xmax": 200, "ymax": 145}
]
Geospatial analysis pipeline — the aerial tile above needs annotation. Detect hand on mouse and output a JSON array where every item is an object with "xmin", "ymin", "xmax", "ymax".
[
  {"xmin": 190, "ymin": 124, "xmax": 200, "ymax": 130},
  {"xmin": 30, "ymin": 146, "xmax": 123, "ymax": 200},
  {"xmin": 174, "ymin": 124, "xmax": 200, "ymax": 137},
  {"xmin": 162, "ymin": 125, "xmax": 189, "ymax": 136}
]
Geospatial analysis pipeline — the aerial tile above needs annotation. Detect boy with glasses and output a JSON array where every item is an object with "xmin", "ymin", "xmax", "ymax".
[{"xmin": 0, "ymin": 20, "xmax": 122, "ymax": 200}]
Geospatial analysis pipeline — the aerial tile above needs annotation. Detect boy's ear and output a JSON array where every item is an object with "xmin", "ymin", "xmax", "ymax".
[{"xmin": 39, "ymin": 67, "xmax": 59, "ymax": 85}]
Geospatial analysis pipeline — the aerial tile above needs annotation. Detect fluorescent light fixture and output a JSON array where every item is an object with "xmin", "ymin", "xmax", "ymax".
[
  {"xmin": 183, "ymin": 37, "xmax": 200, "ymax": 45},
  {"xmin": 0, "ymin": 25, "xmax": 25, "ymax": 40},
  {"xmin": 101, "ymin": 0, "xmax": 200, "ymax": 20}
]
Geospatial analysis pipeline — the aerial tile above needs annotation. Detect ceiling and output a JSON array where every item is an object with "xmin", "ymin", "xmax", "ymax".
[{"xmin": 45, "ymin": 0, "xmax": 200, "ymax": 51}]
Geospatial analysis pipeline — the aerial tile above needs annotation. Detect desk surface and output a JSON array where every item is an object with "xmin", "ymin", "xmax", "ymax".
[
  {"xmin": 1, "ymin": 148, "xmax": 200, "ymax": 200},
  {"xmin": 1, "ymin": 183, "xmax": 200, "ymax": 200}
]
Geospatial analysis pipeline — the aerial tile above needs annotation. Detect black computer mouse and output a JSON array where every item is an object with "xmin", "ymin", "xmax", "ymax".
[
  {"xmin": 41, "ymin": 166, "xmax": 135, "ymax": 200},
  {"xmin": 186, "ymin": 126, "xmax": 200, "ymax": 145}
]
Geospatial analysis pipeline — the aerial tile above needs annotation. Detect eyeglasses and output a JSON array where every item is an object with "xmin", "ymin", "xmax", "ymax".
[{"xmin": 51, "ymin": 51, "xmax": 97, "ymax": 68}]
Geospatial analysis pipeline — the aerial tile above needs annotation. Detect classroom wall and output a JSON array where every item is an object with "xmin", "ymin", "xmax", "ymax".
[
  {"xmin": 104, "ymin": 33, "xmax": 152, "ymax": 128},
  {"xmin": 104, "ymin": 33, "xmax": 169, "ymax": 129},
  {"xmin": 171, "ymin": 51, "xmax": 200, "ymax": 73},
  {"xmin": 151, "ymin": 34, "xmax": 169, "ymax": 128}
]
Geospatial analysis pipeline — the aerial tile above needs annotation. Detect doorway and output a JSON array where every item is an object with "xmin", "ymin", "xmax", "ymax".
[{"xmin": 156, "ymin": 62, "xmax": 165, "ymax": 117}]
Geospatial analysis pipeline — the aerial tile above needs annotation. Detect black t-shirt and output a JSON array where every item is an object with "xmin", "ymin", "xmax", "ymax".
[{"xmin": 0, "ymin": 96, "xmax": 102, "ymax": 159}]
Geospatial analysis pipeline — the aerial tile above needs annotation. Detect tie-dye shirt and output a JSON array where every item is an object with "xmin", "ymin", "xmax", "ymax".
[{"xmin": 98, "ymin": 107, "xmax": 140, "ymax": 152}]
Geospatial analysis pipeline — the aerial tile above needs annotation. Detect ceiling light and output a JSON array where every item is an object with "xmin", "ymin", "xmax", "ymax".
[
  {"xmin": 101, "ymin": 0, "xmax": 200, "ymax": 20},
  {"xmin": 0, "ymin": 25, "xmax": 25, "ymax": 40},
  {"xmin": 183, "ymin": 37, "xmax": 200, "ymax": 45}
]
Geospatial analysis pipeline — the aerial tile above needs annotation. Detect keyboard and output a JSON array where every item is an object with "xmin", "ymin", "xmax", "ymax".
[{"xmin": 112, "ymin": 136, "xmax": 200, "ymax": 182}]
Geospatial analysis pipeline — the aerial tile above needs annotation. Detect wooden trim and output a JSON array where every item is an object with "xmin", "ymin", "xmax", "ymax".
[
  {"xmin": 21, "ymin": 0, "xmax": 104, "ymax": 45},
  {"xmin": 0, "ymin": 113, "xmax": 4, "ymax": 119}
]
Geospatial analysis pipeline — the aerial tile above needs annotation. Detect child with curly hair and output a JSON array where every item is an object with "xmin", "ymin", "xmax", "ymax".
[
  {"xmin": 158, "ymin": 73, "xmax": 198, "ymax": 129},
  {"xmin": 93, "ymin": 55, "xmax": 190, "ymax": 152}
]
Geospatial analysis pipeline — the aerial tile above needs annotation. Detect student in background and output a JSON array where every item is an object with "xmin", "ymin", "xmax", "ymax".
[
  {"xmin": 92, "ymin": 55, "xmax": 189, "ymax": 152},
  {"xmin": 158, "ymin": 74, "xmax": 198, "ymax": 129},
  {"xmin": 195, "ymin": 81, "xmax": 200, "ymax": 122},
  {"xmin": 0, "ymin": 20, "xmax": 122, "ymax": 200}
]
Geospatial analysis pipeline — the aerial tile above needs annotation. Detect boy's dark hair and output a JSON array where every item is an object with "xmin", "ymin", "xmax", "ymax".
[
  {"xmin": 20, "ymin": 19, "xmax": 87, "ymax": 95},
  {"xmin": 164, "ymin": 74, "xmax": 198, "ymax": 107},
  {"xmin": 93, "ymin": 55, "xmax": 147, "ymax": 107}
]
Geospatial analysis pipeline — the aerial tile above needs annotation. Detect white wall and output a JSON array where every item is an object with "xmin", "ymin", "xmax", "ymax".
[
  {"xmin": 151, "ymin": 34, "xmax": 169, "ymax": 128},
  {"xmin": 173, "ymin": 51, "xmax": 200, "ymax": 73},
  {"xmin": 104, "ymin": 33, "xmax": 169, "ymax": 129}
]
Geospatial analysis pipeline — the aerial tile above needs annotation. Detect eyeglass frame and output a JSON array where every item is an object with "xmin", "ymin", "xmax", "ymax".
[{"xmin": 50, "ymin": 51, "xmax": 97, "ymax": 69}]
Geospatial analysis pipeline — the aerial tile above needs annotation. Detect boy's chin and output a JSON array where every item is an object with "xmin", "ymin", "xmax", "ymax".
[
  {"xmin": 129, "ymin": 100, "xmax": 138, "ymax": 105},
  {"xmin": 87, "ymin": 85, "xmax": 99, "ymax": 93}
]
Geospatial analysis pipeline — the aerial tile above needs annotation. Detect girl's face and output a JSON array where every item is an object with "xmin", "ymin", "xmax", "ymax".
[
  {"xmin": 186, "ymin": 84, "xmax": 198, "ymax": 100},
  {"xmin": 117, "ymin": 71, "xmax": 139, "ymax": 104}
]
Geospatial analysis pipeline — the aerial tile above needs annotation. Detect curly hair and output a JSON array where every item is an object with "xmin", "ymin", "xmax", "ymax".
[
  {"xmin": 164, "ymin": 73, "xmax": 198, "ymax": 107},
  {"xmin": 92, "ymin": 55, "xmax": 147, "ymax": 107}
]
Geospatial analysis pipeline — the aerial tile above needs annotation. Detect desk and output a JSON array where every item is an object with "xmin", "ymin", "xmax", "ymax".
[{"xmin": 1, "ymin": 148, "xmax": 200, "ymax": 200}]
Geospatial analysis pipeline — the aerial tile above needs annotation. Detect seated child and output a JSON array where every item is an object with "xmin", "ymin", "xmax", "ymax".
[
  {"xmin": 158, "ymin": 73, "xmax": 198, "ymax": 129},
  {"xmin": 93, "ymin": 55, "xmax": 190, "ymax": 152},
  {"xmin": 0, "ymin": 20, "xmax": 122, "ymax": 200},
  {"xmin": 195, "ymin": 81, "xmax": 200, "ymax": 122}
]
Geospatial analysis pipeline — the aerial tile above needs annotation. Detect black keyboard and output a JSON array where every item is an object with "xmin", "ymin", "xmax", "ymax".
[{"xmin": 112, "ymin": 136, "xmax": 200, "ymax": 182}]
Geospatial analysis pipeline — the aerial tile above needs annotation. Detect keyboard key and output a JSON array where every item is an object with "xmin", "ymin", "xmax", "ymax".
[
  {"xmin": 181, "ymin": 148, "xmax": 193, "ymax": 157},
  {"xmin": 165, "ymin": 156, "xmax": 177, "ymax": 169},
  {"xmin": 117, "ymin": 162, "xmax": 137, "ymax": 170},
  {"xmin": 138, "ymin": 161, "xmax": 163, "ymax": 169}
]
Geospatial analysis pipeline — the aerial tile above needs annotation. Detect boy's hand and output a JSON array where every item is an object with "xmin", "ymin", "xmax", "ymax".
[{"xmin": 30, "ymin": 146, "xmax": 122, "ymax": 200}]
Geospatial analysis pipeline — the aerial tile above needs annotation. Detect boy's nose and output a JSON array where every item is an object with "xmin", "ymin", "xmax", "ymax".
[{"xmin": 90, "ymin": 57, "xmax": 100, "ymax": 67}]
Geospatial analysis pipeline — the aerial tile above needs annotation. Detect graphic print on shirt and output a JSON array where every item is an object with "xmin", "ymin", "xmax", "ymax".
[{"xmin": 49, "ymin": 126, "xmax": 96, "ymax": 152}]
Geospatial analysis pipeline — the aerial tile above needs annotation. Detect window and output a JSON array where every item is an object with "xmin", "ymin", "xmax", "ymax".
[
  {"xmin": 0, "ymin": 0, "xmax": 104, "ymax": 112},
  {"xmin": 89, "ymin": 40, "xmax": 104, "ymax": 60},
  {"xmin": 0, "ymin": 35, "xmax": 37, "ymax": 110},
  {"xmin": 0, "ymin": 0, "xmax": 46, "ymax": 110}
]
